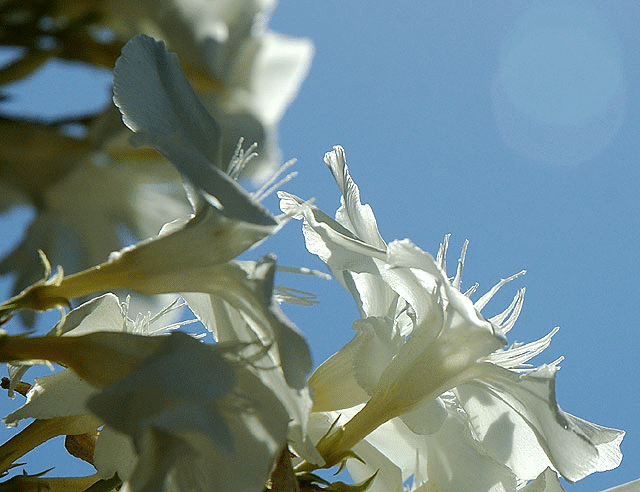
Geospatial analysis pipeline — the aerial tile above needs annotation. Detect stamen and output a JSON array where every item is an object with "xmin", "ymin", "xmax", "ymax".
[
  {"xmin": 276, "ymin": 265, "xmax": 332, "ymax": 280},
  {"xmin": 254, "ymin": 171, "xmax": 298, "ymax": 203},
  {"xmin": 254, "ymin": 158, "xmax": 298, "ymax": 202},
  {"xmin": 274, "ymin": 286, "xmax": 319, "ymax": 306},
  {"xmin": 227, "ymin": 138, "xmax": 259, "ymax": 180},
  {"xmin": 121, "ymin": 296, "xmax": 197, "ymax": 335}
]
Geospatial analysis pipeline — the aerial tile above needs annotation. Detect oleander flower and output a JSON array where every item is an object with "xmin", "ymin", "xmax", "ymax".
[
  {"xmin": 0, "ymin": 293, "xmax": 182, "ymax": 478},
  {"xmin": 183, "ymin": 288, "xmax": 321, "ymax": 464},
  {"xmin": 0, "ymin": 156, "xmax": 191, "ymax": 305},
  {"xmin": 282, "ymin": 146, "xmax": 624, "ymax": 488},
  {"xmin": 113, "ymin": 33, "xmax": 280, "ymax": 225},
  {"xmin": 101, "ymin": 0, "xmax": 313, "ymax": 182},
  {"xmin": 0, "ymin": 0, "xmax": 312, "ymax": 314},
  {"xmin": 0, "ymin": 292, "xmax": 304, "ymax": 492},
  {"xmin": 308, "ymin": 394, "xmax": 516, "ymax": 492},
  {"xmin": 0, "ymin": 192, "xmax": 310, "ymax": 387},
  {"xmin": 0, "ymin": 86, "xmax": 311, "ymax": 385}
]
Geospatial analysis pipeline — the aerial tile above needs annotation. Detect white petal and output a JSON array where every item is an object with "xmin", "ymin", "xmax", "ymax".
[
  {"xmin": 307, "ymin": 334, "xmax": 370, "ymax": 412},
  {"xmin": 87, "ymin": 332, "xmax": 236, "ymax": 450},
  {"xmin": 235, "ymin": 32, "xmax": 314, "ymax": 125},
  {"xmin": 309, "ymin": 317, "xmax": 397, "ymax": 412},
  {"xmin": 93, "ymin": 426, "xmax": 137, "ymax": 480},
  {"xmin": 351, "ymin": 317, "xmax": 404, "ymax": 396},
  {"xmin": 183, "ymin": 292, "xmax": 317, "ymax": 461},
  {"xmin": 348, "ymin": 438, "xmax": 404, "ymax": 492},
  {"xmin": 31, "ymin": 199, "xmax": 291, "ymax": 361},
  {"xmin": 398, "ymin": 397, "xmax": 447, "ymax": 436},
  {"xmin": 357, "ymin": 404, "xmax": 516, "ymax": 492},
  {"xmin": 4, "ymin": 370, "xmax": 96, "ymax": 425},
  {"xmin": 519, "ymin": 468, "xmax": 566, "ymax": 492},
  {"xmin": 182, "ymin": 292, "xmax": 236, "ymax": 341},
  {"xmin": 113, "ymin": 34, "xmax": 275, "ymax": 225},
  {"xmin": 325, "ymin": 146, "xmax": 386, "ymax": 250},
  {"xmin": 114, "ymin": 35, "xmax": 218, "ymax": 163},
  {"xmin": 456, "ymin": 364, "xmax": 624, "ymax": 482},
  {"xmin": 279, "ymin": 192, "xmax": 404, "ymax": 319},
  {"xmin": 280, "ymin": 148, "xmax": 401, "ymax": 320},
  {"xmin": 181, "ymin": 258, "xmax": 313, "ymax": 389},
  {"xmin": 367, "ymin": 311, "xmax": 502, "ymax": 420},
  {"xmin": 122, "ymin": 349, "xmax": 289, "ymax": 492},
  {"xmin": 58, "ymin": 293, "xmax": 125, "ymax": 336}
]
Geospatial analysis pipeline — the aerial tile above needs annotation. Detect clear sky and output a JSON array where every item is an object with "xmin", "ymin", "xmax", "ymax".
[{"xmin": 1, "ymin": 1, "xmax": 639, "ymax": 491}]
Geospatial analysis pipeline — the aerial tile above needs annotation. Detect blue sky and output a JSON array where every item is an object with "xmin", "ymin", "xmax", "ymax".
[{"xmin": 1, "ymin": 1, "xmax": 639, "ymax": 490}]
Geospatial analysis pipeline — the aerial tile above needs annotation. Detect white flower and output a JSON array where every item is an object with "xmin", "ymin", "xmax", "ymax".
[
  {"xmin": 0, "ymin": 157, "xmax": 191, "ymax": 305},
  {"xmin": 0, "ymin": 188, "xmax": 311, "ymax": 388},
  {"xmin": 308, "ymin": 395, "xmax": 517, "ymax": 492},
  {"xmin": 113, "ymin": 34, "xmax": 279, "ymax": 225},
  {"xmin": 102, "ymin": 0, "xmax": 313, "ymax": 182},
  {"xmin": 89, "ymin": 331, "xmax": 289, "ymax": 492},
  {"xmin": 1, "ymin": 0, "xmax": 312, "ymax": 312},
  {"xmin": 183, "ymin": 288, "xmax": 321, "ymax": 464},
  {"xmin": 283, "ymin": 146, "xmax": 624, "ymax": 487},
  {"xmin": 1, "ymin": 292, "xmax": 299, "ymax": 492},
  {"xmin": 385, "ymin": 238, "xmax": 623, "ymax": 484}
]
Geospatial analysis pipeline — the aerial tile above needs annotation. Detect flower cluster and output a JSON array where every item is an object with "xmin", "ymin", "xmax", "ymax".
[
  {"xmin": 0, "ymin": 0, "xmax": 312, "ymax": 314},
  {"xmin": 281, "ymin": 147, "xmax": 626, "ymax": 491},
  {"xmin": 0, "ymin": 1, "xmax": 637, "ymax": 492}
]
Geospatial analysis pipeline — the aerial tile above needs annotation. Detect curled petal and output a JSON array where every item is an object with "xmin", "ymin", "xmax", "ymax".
[
  {"xmin": 324, "ymin": 146, "xmax": 386, "ymax": 250},
  {"xmin": 456, "ymin": 364, "xmax": 624, "ymax": 483},
  {"xmin": 114, "ymin": 34, "xmax": 276, "ymax": 225},
  {"xmin": 278, "ymin": 189, "xmax": 395, "ymax": 319}
]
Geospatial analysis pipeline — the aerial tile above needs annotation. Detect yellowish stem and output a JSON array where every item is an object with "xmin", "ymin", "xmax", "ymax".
[{"xmin": 0, "ymin": 415, "xmax": 102, "ymax": 474}]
